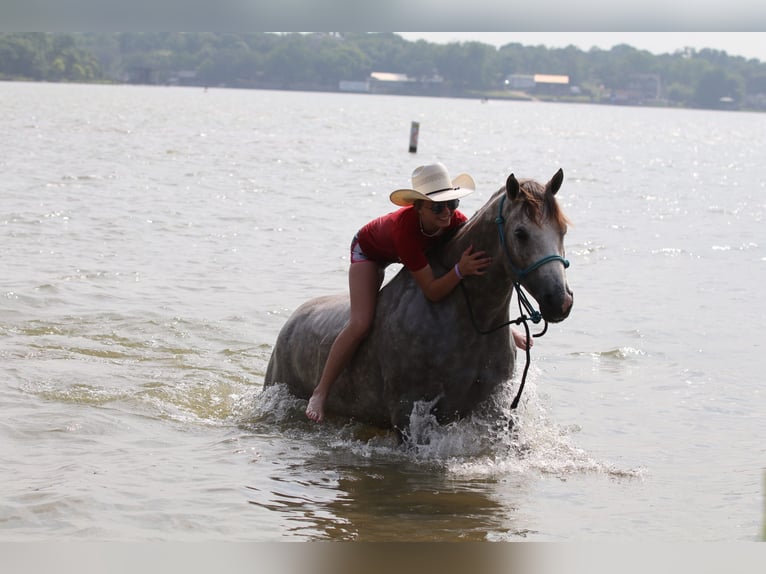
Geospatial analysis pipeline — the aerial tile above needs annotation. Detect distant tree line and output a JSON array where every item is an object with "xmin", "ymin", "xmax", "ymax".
[
  {"xmin": 0, "ymin": 32, "xmax": 101, "ymax": 82},
  {"xmin": 2, "ymin": 32, "xmax": 766, "ymax": 110}
]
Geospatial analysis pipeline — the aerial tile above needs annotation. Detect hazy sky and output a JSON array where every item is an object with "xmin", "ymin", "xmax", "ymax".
[
  {"xmin": 397, "ymin": 32, "xmax": 766, "ymax": 62},
  {"xmin": 2, "ymin": 0, "xmax": 765, "ymax": 36}
]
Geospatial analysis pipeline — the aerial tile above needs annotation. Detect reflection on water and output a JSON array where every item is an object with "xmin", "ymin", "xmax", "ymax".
[
  {"xmin": 243, "ymin": 383, "xmax": 641, "ymax": 541},
  {"xmin": 248, "ymin": 457, "xmax": 527, "ymax": 542}
]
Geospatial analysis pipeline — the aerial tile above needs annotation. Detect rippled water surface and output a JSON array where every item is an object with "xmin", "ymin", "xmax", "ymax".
[{"xmin": 1, "ymin": 82, "xmax": 764, "ymax": 541}]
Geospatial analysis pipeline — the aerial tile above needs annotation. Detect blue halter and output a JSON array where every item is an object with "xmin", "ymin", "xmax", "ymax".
[{"xmin": 495, "ymin": 194, "xmax": 570, "ymax": 281}]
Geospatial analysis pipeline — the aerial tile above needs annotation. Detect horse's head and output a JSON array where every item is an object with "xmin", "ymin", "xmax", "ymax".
[{"xmin": 499, "ymin": 168, "xmax": 573, "ymax": 323}]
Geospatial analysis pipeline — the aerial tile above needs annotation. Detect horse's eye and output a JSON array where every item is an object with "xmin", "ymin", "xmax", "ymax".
[{"xmin": 514, "ymin": 227, "xmax": 529, "ymax": 241}]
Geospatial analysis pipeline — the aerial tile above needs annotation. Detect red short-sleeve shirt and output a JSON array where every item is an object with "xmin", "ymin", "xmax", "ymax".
[{"xmin": 356, "ymin": 206, "xmax": 467, "ymax": 272}]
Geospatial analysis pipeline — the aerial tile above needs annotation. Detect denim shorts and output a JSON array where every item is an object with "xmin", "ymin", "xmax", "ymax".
[
  {"xmin": 350, "ymin": 233, "xmax": 370, "ymax": 263},
  {"xmin": 350, "ymin": 233, "xmax": 393, "ymax": 269}
]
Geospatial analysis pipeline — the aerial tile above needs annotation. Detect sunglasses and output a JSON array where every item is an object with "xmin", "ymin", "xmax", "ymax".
[{"xmin": 430, "ymin": 199, "xmax": 460, "ymax": 214}]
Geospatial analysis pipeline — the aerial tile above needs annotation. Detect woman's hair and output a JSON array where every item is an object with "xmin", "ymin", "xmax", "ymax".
[{"xmin": 413, "ymin": 199, "xmax": 425, "ymax": 210}]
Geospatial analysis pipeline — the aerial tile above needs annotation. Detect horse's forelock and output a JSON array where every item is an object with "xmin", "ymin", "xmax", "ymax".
[
  {"xmin": 476, "ymin": 178, "xmax": 569, "ymax": 232},
  {"xmin": 518, "ymin": 179, "xmax": 570, "ymax": 230}
]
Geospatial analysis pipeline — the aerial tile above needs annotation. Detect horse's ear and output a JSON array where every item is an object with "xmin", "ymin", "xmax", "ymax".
[
  {"xmin": 506, "ymin": 173, "xmax": 520, "ymax": 200},
  {"xmin": 548, "ymin": 168, "xmax": 564, "ymax": 195}
]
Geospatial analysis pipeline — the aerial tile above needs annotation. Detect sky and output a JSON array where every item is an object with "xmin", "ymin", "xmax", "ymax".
[
  {"xmin": 1, "ymin": 2, "xmax": 764, "ymax": 55},
  {"xmin": 397, "ymin": 32, "xmax": 766, "ymax": 62}
]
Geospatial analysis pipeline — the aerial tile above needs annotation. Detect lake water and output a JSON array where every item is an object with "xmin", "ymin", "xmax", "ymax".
[{"xmin": 1, "ymin": 81, "xmax": 764, "ymax": 543}]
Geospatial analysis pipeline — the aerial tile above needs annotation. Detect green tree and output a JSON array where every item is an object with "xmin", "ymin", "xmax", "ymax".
[
  {"xmin": 263, "ymin": 34, "xmax": 316, "ymax": 85},
  {"xmin": 665, "ymin": 81, "xmax": 694, "ymax": 106},
  {"xmin": 316, "ymin": 41, "xmax": 370, "ymax": 82},
  {"xmin": 4, "ymin": 32, "xmax": 766, "ymax": 111},
  {"xmin": 0, "ymin": 33, "xmax": 101, "ymax": 81},
  {"xmin": 694, "ymin": 68, "xmax": 744, "ymax": 108},
  {"xmin": 436, "ymin": 41, "xmax": 496, "ymax": 91},
  {"xmin": 0, "ymin": 34, "xmax": 47, "ymax": 79}
]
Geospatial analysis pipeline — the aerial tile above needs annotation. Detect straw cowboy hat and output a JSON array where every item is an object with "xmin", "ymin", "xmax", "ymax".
[{"xmin": 390, "ymin": 163, "xmax": 476, "ymax": 206}]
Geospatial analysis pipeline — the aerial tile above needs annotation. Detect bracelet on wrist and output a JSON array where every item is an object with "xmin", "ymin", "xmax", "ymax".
[{"xmin": 454, "ymin": 263, "xmax": 463, "ymax": 279}]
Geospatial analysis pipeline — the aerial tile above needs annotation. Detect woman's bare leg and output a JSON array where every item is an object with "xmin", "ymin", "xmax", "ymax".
[{"xmin": 306, "ymin": 262, "xmax": 382, "ymax": 422}]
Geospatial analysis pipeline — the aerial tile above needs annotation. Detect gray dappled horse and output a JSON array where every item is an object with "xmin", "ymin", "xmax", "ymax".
[{"xmin": 264, "ymin": 169, "xmax": 573, "ymax": 431}]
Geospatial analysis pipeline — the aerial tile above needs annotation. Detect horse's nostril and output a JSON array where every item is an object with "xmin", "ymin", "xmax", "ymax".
[
  {"xmin": 563, "ymin": 290, "xmax": 573, "ymax": 314},
  {"xmin": 541, "ymin": 289, "xmax": 573, "ymax": 321}
]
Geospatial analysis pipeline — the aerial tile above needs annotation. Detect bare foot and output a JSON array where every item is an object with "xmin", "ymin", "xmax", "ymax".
[
  {"xmin": 512, "ymin": 329, "xmax": 533, "ymax": 350},
  {"xmin": 305, "ymin": 392, "xmax": 326, "ymax": 422}
]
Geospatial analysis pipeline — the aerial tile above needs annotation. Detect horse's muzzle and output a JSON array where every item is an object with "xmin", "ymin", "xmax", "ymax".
[{"xmin": 541, "ymin": 286, "xmax": 573, "ymax": 323}]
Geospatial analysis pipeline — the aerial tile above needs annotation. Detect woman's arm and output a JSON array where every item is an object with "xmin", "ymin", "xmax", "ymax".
[{"xmin": 410, "ymin": 245, "xmax": 491, "ymax": 302}]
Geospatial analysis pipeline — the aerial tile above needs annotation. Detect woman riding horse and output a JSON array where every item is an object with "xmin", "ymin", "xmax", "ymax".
[
  {"xmin": 266, "ymin": 165, "xmax": 572, "ymax": 431},
  {"xmin": 306, "ymin": 163, "xmax": 532, "ymax": 422}
]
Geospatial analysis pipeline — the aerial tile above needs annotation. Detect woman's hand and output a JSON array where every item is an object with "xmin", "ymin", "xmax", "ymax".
[
  {"xmin": 412, "ymin": 245, "xmax": 491, "ymax": 301},
  {"xmin": 457, "ymin": 245, "xmax": 492, "ymax": 277}
]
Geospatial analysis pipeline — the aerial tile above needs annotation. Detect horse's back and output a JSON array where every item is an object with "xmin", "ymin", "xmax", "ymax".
[
  {"xmin": 264, "ymin": 293, "xmax": 349, "ymax": 397},
  {"xmin": 262, "ymin": 270, "xmax": 420, "ymax": 426}
]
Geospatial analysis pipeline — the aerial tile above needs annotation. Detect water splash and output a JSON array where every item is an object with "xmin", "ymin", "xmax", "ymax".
[
  {"xmin": 403, "ymin": 378, "xmax": 643, "ymax": 480},
  {"xmin": 251, "ymin": 373, "xmax": 644, "ymax": 481}
]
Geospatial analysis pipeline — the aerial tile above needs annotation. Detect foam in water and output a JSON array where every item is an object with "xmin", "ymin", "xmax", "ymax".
[{"xmin": 251, "ymin": 370, "xmax": 644, "ymax": 481}]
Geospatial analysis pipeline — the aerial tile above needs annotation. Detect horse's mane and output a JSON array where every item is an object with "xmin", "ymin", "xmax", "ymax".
[{"xmin": 480, "ymin": 179, "xmax": 570, "ymax": 230}]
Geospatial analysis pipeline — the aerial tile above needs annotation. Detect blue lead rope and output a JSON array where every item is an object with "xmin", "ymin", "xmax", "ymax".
[{"xmin": 458, "ymin": 280, "xmax": 541, "ymax": 410}]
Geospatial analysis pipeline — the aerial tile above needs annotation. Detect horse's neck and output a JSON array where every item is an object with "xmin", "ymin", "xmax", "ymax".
[{"xmin": 441, "ymin": 204, "xmax": 516, "ymax": 316}]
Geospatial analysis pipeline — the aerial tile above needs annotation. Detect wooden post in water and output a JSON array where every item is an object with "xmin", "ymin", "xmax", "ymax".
[{"xmin": 408, "ymin": 121, "xmax": 419, "ymax": 153}]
